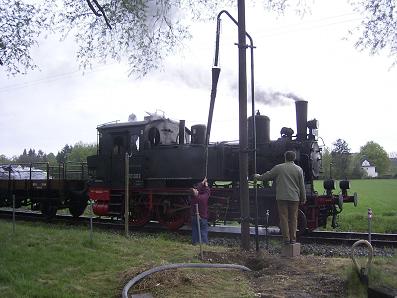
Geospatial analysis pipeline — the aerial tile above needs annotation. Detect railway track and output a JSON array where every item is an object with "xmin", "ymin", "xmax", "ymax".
[
  {"xmin": 1, "ymin": 209, "xmax": 396, "ymax": 247},
  {"xmin": 301, "ymin": 231, "xmax": 397, "ymax": 247}
]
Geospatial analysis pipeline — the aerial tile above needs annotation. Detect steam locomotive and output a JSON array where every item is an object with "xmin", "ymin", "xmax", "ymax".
[{"xmin": 86, "ymin": 100, "xmax": 358, "ymax": 231}]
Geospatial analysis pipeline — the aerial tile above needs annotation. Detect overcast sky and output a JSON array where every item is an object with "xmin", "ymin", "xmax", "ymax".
[{"xmin": 0, "ymin": 1, "xmax": 396, "ymax": 158}]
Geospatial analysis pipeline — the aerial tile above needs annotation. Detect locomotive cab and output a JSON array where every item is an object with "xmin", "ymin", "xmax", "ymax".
[{"xmin": 87, "ymin": 113, "xmax": 187, "ymax": 187}]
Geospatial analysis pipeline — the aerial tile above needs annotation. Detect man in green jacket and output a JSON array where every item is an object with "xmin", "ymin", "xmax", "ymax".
[{"xmin": 254, "ymin": 151, "xmax": 306, "ymax": 245}]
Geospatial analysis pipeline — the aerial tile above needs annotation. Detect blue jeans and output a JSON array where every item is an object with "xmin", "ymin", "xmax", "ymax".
[{"xmin": 191, "ymin": 216, "xmax": 208, "ymax": 244}]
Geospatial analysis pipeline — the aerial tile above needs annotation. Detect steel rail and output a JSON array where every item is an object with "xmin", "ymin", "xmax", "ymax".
[{"xmin": 1, "ymin": 209, "xmax": 396, "ymax": 247}]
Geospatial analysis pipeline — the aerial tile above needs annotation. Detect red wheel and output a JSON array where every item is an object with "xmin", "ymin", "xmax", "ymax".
[
  {"xmin": 129, "ymin": 194, "xmax": 152, "ymax": 227},
  {"xmin": 156, "ymin": 196, "xmax": 189, "ymax": 231}
]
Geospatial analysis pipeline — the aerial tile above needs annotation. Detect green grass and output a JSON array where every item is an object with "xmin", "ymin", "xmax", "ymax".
[
  {"xmin": 345, "ymin": 255, "xmax": 397, "ymax": 297},
  {"xmin": 0, "ymin": 220, "xmax": 254, "ymax": 297},
  {"xmin": 314, "ymin": 179, "xmax": 397, "ymax": 233}
]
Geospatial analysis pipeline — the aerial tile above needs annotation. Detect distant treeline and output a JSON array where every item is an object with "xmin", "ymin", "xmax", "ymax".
[
  {"xmin": 0, "ymin": 142, "xmax": 97, "ymax": 165},
  {"xmin": 1, "ymin": 139, "xmax": 396, "ymax": 179},
  {"xmin": 320, "ymin": 139, "xmax": 397, "ymax": 180}
]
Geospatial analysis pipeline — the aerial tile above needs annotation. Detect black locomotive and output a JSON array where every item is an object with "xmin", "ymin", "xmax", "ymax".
[{"xmin": 86, "ymin": 100, "xmax": 357, "ymax": 231}]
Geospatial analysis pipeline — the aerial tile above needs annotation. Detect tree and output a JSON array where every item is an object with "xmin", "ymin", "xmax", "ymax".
[
  {"xmin": 0, "ymin": 0, "xmax": 316, "ymax": 76},
  {"xmin": 331, "ymin": 139, "xmax": 352, "ymax": 179},
  {"xmin": 0, "ymin": 0, "xmax": 52, "ymax": 75},
  {"xmin": 68, "ymin": 142, "xmax": 97, "ymax": 163},
  {"xmin": 46, "ymin": 153, "xmax": 57, "ymax": 166},
  {"xmin": 4, "ymin": 1, "xmax": 394, "ymax": 76},
  {"xmin": 350, "ymin": 153, "xmax": 365, "ymax": 179},
  {"xmin": 0, "ymin": 154, "xmax": 11, "ymax": 164},
  {"xmin": 56, "ymin": 144, "xmax": 73, "ymax": 163},
  {"xmin": 349, "ymin": 0, "xmax": 397, "ymax": 67},
  {"xmin": 1, "ymin": 0, "xmax": 229, "ymax": 76},
  {"xmin": 320, "ymin": 146, "xmax": 332, "ymax": 179},
  {"xmin": 359, "ymin": 141, "xmax": 390, "ymax": 175},
  {"xmin": 14, "ymin": 148, "xmax": 52, "ymax": 164}
]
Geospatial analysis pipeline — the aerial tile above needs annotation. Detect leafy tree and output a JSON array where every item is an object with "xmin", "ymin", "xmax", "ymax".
[
  {"xmin": 3, "ymin": 1, "xmax": 395, "ymax": 76},
  {"xmin": 56, "ymin": 144, "xmax": 73, "ymax": 163},
  {"xmin": 68, "ymin": 142, "xmax": 97, "ymax": 163},
  {"xmin": 1, "ymin": 0, "xmax": 229, "ymax": 76},
  {"xmin": 46, "ymin": 153, "xmax": 57, "ymax": 166},
  {"xmin": 15, "ymin": 148, "xmax": 52, "ymax": 164},
  {"xmin": 350, "ymin": 153, "xmax": 365, "ymax": 179},
  {"xmin": 331, "ymin": 139, "xmax": 351, "ymax": 179},
  {"xmin": 0, "ymin": 154, "xmax": 11, "ymax": 164},
  {"xmin": 350, "ymin": 0, "xmax": 397, "ymax": 67},
  {"xmin": 359, "ymin": 141, "xmax": 390, "ymax": 175},
  {"xmin": 0, "ymin": 0, "xmax": 52, "ymax": 75},
  {"xmin": 319, "ymin": 146, "xmax": 332, "ymax": 179}
]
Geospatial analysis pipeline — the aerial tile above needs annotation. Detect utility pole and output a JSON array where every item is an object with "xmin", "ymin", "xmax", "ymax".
[{"xmin": 237, "ymin": 0, "xmax": 250, "ymax": 250}]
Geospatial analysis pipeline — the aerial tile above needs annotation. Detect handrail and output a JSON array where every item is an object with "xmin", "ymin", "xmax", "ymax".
[{"xmin": 0, "ymin": 161, "xmax": 88, "ymax": 181}]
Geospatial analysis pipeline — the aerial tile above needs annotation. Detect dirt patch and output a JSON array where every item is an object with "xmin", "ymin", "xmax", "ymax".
[
  {"xmin": 120, "ymin": 263, "xmax": 209, "ymax": 296},
  {"xmin": 203, "ymin": 249, "xmax": 348, "ymax": 297},
  {"xmin": 120, "ymin": 250, "xmax": 350, "ymax": 297}
]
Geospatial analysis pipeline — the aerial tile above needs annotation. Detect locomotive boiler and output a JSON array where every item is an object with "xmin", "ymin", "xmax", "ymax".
[{"xmin": 86, "ymin": 100, "xmax": 358, "ymax": 231}]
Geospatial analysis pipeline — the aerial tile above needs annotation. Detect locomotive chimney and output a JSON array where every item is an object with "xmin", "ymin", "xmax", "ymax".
[
  {"xmin": 295, "ymin": 100, "xmax": 308, "ymax": 141},
  {"xmin": 179, "ymin": 120, "xmax": 185, "ymax": 145}
]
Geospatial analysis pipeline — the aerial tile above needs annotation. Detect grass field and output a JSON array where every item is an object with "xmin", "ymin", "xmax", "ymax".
[
  {"xmin": 0, "ymin": 220, "xmax": 396, "ymax": 297},
  {"xmin": 1, "ymin": 179, "xmax": 395, "ymax": 297},
  {"xmin": 314, "ymin": 179, "xmax": 397, "ymax": 233},
  {"xmin": 0, "ymin": 220, "xmax": 254, "ymax": 298}
]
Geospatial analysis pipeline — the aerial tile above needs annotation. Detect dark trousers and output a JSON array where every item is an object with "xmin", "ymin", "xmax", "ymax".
[
  {"xmin": 191, "ymin": 216, "xmax": 208, "ymax": 244},
  {"xmin": 277, "ymin": 200, "xmax": 299, "ymax": 243}
]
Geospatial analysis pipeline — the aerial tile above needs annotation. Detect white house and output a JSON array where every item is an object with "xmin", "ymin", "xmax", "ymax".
[{"xmin": 361, "ymin": 160, "xmax": 378, "ymax": 178}]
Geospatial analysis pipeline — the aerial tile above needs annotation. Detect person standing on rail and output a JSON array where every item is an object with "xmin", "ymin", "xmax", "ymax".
[
  {"xmin": 254, "ymin": 151, "xmax": 306, "ymax": 245},
  {"xmin": 190, "ymin": 177, "xmax": 210, "ymax": 245}
]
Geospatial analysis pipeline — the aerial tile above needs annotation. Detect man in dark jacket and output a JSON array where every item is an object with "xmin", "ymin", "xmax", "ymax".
[
  {"xmin": 190, "ymin": 177, "xmax": 210, "ymax": 244},
  {"xmin": 254, "ymin": 151, "xmax": 306, "ymax": 245}
]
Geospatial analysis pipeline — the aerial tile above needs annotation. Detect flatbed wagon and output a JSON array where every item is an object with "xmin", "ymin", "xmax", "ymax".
[{"xmin": 0, "ymin": 162, "xmax": 88, "ymax": 218}]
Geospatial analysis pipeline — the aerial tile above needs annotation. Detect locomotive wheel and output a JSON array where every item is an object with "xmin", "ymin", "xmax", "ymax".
[
  {"xmin": 129, "ymin": 195, "xmax": 151, "ymax": 227},
  {"xmin": 69, "ymin": 199, "xmax": 87, "ymax": 218},
  {"xmin": 156, "ymin": 196, "xmax": 189, "ymax": 231},
  {"xmin": 40, "ymin": 200, "xmax": 58, "ymax": 220}
]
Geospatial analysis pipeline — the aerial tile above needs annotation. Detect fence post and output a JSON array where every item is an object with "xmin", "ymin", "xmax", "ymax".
[
  {"xmin": 265, "ymin": 209, "xmax": 269, "ymax": 250},
  {"xmin": 12, "ymin": 194, "xmax": 16, "ymax": 234},
  {"xmin": 368, "ymin": 208, "xmax": 372, "ymax": 244},
  {"xmin": 89, "ymin": 199, "xmax": 93, "ymax": 242},
  {"xmin": 124, "ymin": 153, "xmax": 129, "ymax": 237}
]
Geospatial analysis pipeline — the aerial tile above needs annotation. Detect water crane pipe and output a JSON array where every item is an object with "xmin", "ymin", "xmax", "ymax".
[{"xmin": 204, "ymin": 9, "xmax": 259, "ymax": 250}]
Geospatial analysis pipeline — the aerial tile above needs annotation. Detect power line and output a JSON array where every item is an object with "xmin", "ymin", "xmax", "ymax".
[
  {"xmin": 0, "ymin": 63, "xmax": 119, "ymax": 93},
  {"xmin": 262, "ymin": 12, "xmax": 357, "ymax": 32},
  {"xmin": 258, "ymin": 17, "xmax": 361, "ymax": 38}
]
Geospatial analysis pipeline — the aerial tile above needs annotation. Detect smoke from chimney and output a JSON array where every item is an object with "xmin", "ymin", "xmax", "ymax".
[
  {"xmin": 252, "ymin": 87, "xmax": 304, "ymax": 106},
  {"xmin": 153, "ymin": 64, "xmax": 304, "ymax": 107}
]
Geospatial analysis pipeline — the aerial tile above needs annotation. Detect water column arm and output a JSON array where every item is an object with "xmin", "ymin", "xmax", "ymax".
[{"xmin": 204, "ymin": 10, "xmax": 256, "ymax": 180}]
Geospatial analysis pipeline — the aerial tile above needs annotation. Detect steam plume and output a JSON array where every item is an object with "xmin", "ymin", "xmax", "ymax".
[{"xmin": 254, "ymin": 88, "xmax": 304, "ymax": 106}]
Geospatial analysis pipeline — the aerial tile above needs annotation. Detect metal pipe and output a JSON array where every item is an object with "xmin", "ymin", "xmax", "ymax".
[
  {"xmin": 122, "ymin": 263, "xmax": 251, "ymax": 298},
  {"xmin": 251, "ymin": 42, "xmax": 258, "ymax": 250},
  {"xmin": 217, "ymin": 8, "xmax": 255, "ymax": 251},
  {"xmin": 205, "ymin": 9, "xmax": 255, "ymax": 172},
  {"xmin": 237, "ymin": 0, "xmax": 250, "ymax": 251},
  {"xmin": 195, "ymin": 203, "xmax": 204, "ymax": 260}
]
